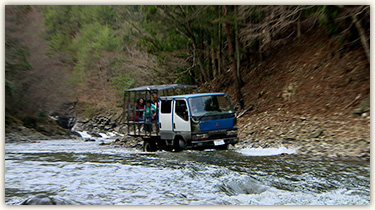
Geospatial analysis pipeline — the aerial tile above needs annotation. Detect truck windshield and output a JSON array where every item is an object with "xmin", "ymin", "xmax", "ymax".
[{"xmin": 188, "ymin": 95, "xmax": 234, "ymax": 117}]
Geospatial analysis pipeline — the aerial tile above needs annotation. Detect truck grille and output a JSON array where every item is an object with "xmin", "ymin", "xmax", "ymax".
[{"xmin": 208, "ymin": 133, "xmax": 227, "ymax": 140}]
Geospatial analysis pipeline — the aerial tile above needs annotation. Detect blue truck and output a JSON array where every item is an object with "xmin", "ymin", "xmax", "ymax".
[{"xmin": 124, "ymin": 84, "xmax": 239, "ymax": 152}]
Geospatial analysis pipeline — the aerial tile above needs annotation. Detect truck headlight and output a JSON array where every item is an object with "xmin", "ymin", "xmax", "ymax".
[
  {"xmin": 227, "ymin": 130, "xmax": 238, "ymax": 136},
  {"xmin": 192, "ymin": 133, "xmax": 208, "ymax": 140}
]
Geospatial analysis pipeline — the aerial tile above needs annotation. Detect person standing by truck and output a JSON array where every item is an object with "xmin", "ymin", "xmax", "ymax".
[
  {"xmin": 135, "ymin": 98, "xmax": 145, "ymax": 121},
  {"xmin": 135, "ymin": 98, "xmax": 145, "ymax": 131},
  {"xmin": 143, "ymin": 100, "xmax": 156, "ymax": 132}
]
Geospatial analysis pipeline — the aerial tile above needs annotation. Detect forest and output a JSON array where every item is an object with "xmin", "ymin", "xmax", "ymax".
[
  {"xmin": 5, "ymin": 5, "xmax": 370, "ymax": 135},
  {"xmin": 4, "ymin": 6, "xmax": 371, "ymax": 205}
]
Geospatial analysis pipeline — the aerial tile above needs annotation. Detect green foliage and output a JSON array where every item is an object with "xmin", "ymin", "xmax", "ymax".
[
  {"xmin": 72, "ymin": 5, "xmax": 115, "ymax": 26},
  {"xmin": 5, "ymin": 113, "xmax": 23, "ymax": 126},
  {"xmin": 317, "ymin": 6, "xmax": 342, "ymax": 36},
  {"xmin": 39, "ymin": 111, "xmax": 48, "ymax": 117},
  {"xmin": 5, "ymin": 79, "xmax": 16, "ymax": 97},
  {"xmin": 5, "ymin": 40, "xmax": 32, "ymax": 72},
  {"xmin": 138, "ymin": 5, "xmax": 218, "ymax": 84},
  {"xmin": 43, "ymin": 6, "xmax": 74, "ymax": 48},
  {"xmin": 5, "ymin": 36, "xmax": 32, "ymax": 115},
  {"xmin": 71, "ymin": 22, "xmax": 122, "ymax": 69},
  {"xmin": 48, "ymin": 31, "xmax": 68, "ymax": 52},
  {"xmin": 37, "ymin": 5, "xmax": 368, "ymax": 107},
  {"xmin": 43, "ymin": 6, "xmax": 124, "ymax": 86},
  {"xmin": 110, "ymin": 73, "xmax": 137, "ymax": 95},
  {"xmin": 302, "ymin": 5, "xmax": 343, "ymax": 37},
  {"xmin": 174, "ymin": 72, "xmax": 192, "ymax": 85}
]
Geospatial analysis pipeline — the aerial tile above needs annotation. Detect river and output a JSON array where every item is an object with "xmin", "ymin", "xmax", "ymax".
[{"xmin": 5, "ymin": 137, "xmax": 370, "ymax": 205}]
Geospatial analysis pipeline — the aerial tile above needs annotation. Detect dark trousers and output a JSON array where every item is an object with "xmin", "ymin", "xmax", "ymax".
[{"xmin": 144, "ymin": 117, "xmax": 153, "ymax": 132}]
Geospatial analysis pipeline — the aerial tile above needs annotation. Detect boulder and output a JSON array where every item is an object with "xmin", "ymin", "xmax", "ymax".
[
  {"xmin": 50, "ymin": 102, "xmax": 78, "ymax": 129},
  {"xmin": 353, "ymin": 97, "xmax": 370, "ymax": 116},
  {"xmin": 21, "ymin": 194, "xmax": 80, "ymax": 205},
  {"xmin": 88, "ymin": 132, "xmax": 101, "ymax": 137}
]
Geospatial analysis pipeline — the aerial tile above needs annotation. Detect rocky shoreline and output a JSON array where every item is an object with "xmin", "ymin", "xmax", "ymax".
[
  {"xmin": 5, "ymin": 121, "xmax": 80, "ymax": 144},
  {"xmin": 236, "ymin": 110, "xmax": 370, "ymax": 161},
  {"xmin": 6, "ymin": 108, "xmax": 370, "ymax": 161}
]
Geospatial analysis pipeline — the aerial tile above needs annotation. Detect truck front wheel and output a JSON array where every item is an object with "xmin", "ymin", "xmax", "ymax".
[{"xmin": 174, "ymin": 137, "xmax": 186, "ymax": 152}]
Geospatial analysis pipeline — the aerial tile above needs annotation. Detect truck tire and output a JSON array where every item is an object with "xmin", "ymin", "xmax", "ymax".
[
  {"xmin": 174, "ymin": 137, "xmax": 186, "ymax": 152},
  {"xmin": 143, "ymin": 140, "xmax": 157, "ymax": 152}
]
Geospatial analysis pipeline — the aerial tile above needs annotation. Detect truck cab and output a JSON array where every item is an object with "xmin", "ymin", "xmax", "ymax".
[
  {"xmin": 159, "ymin": 93, "xmax": 238, "ymax": 151},
  {"xmin": 124, "ymin": 84, "xmax": 238, "ymax": 152}
]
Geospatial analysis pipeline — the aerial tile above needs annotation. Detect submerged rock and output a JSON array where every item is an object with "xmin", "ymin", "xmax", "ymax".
[{"xmin": 21, "ymin": 194, "xmax": 80, "ymax": 205}]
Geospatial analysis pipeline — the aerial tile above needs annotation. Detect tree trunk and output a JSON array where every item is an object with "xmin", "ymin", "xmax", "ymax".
[
  {"xmin": 351, "ymin": 14, "xmax": 370, "ymax": 63},
  {"xmin": 173, "ymin": 24, "xmax": 210, "ymax": 83},
  {"xmin": 190, "ymin": 33, "xmax": 210, "ymax": 83},
  {"xmin": 297, "ymin": 19, "xmax": 301, "ymax": 40},
  {"xmin": 222, "ymin": 5, "xmax": 244, "ymax": 109},
  {"xmin": 217, "ymin": 5, "xmax": 222, "ymax": 75},
  {"xmin": 234, "ymin": 5, "xmax": 244, "ymax": 88},
  {"xmin": 211, "ymin": 37, "xmax": 218, "ymax": 78}
]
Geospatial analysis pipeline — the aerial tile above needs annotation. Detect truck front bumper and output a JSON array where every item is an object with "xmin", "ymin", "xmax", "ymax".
[{"xmin": 190, "ymin": 137, "xmax": 239, "ymax": 149}]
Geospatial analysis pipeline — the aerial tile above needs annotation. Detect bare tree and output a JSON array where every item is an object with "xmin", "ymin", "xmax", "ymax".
[
  {"xmin": 223, "ymin": 5, "xmax": 244, "ymax": 108},
  {"xmin": 238, "ymin": 6, "xmax": 306, "ymax": 58},
  {"xmin": 158, "ymin": 6, "xmax": 212, "ymax": 83},
  {"xmin": 337, "ymin": 5, "xmax": 370, "ymax": 63}
]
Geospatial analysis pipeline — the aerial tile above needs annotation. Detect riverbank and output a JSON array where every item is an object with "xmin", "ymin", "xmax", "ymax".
[
  {"xmin": 236, "ymin": 110, "xmax": 370, "ymax": 160},
  {"xmin": 5, "ymin": 114, "xmax": 78, "ymax": 143},
  {"xmin": 5, "ymin": 110, "xmax": 370, "ymax": 161}
]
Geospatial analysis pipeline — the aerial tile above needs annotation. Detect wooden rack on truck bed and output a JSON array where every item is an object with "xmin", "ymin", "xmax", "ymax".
[{"xmin": 123, "ymin": 84, "xmax": 199, "ymax": 138}]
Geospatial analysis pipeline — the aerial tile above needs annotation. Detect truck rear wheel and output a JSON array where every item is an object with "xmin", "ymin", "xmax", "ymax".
[{"xmin": 143, "ymin": 140, "xmax": 157, "ymax": 152}]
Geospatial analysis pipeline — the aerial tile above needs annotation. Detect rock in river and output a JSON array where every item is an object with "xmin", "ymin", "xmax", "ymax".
[{"xmin": 21, "ymin": 194, "xmax": 81, "ymax": 205}]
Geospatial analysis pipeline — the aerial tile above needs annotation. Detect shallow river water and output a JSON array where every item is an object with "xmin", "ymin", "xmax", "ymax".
[{"xmin": 5, "ymin": 139, "xmax": 370, "ymax": 205}]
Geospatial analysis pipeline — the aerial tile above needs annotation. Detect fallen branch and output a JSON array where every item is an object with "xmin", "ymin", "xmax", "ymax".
[{"xmin": 237, "ymin": 109, "xmax": 248, "ymax": 118}]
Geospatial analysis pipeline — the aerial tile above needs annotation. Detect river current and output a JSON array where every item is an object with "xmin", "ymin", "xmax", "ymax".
[{"xmin": 5, "ymin": 136, "xmax": 370, "ymax": 205}]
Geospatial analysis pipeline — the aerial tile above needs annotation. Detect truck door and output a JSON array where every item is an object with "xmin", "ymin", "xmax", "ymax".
[
  {"xmin": 173, "ymin": 99, "xmax": 191, "ymax": 132},
  {"xmin": 159, "ymin": 99, "xmax": 173, "ymax": 138}
]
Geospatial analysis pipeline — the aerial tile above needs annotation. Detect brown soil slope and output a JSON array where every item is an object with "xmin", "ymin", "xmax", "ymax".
[
  {"xmin": 203, "ymin": 30, "xmax": 370, "ymax": 158},
  {"xmin": 207, "ymin": 31, "xmax": 369, "ymax": 116}
]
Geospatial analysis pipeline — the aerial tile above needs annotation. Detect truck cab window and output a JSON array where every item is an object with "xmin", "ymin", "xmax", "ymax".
[
  {"xmin": 161, "ymin": 100, "xmax": 172, "ymax": 114},
  {"xmin": 175, "ymin": 100, "xmax": 188, "ymax": 121}
]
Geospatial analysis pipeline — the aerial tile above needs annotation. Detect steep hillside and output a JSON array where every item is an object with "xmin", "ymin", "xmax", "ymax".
[
  {"xmin": 205, "ymin": 29, "xmax": 369, "ymax": 117},
  {"xmin": 203, "ymin": 29, "xmax": 370, "ymax": 158}
]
